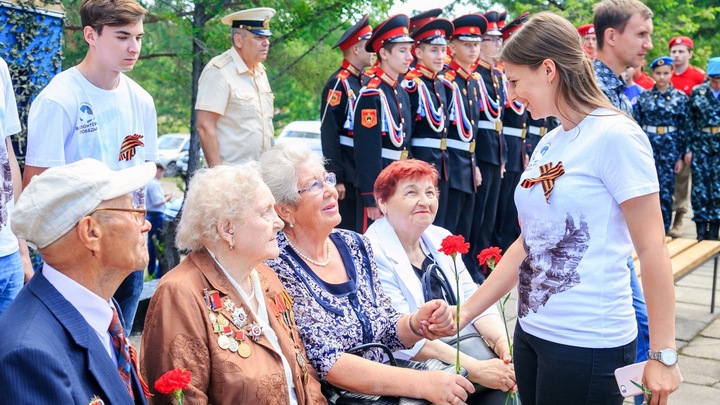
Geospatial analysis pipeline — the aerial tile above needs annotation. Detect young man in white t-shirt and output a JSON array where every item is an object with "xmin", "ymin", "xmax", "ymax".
[
  {"xmin": 23, "ymin": 0, "xmax": 158, "ymax": 332},
  {"xmin": 0, "ymin": 57, "xmax": 31, "ymax": 316}
]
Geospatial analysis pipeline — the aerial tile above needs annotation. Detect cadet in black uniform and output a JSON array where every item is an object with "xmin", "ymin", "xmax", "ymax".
[
  {"xmin": 353, "ymin": 14, "xmax": 414, "ymax": 231},
  {"xmin": 441, "ymin": 14, "xmax": 487, "ymax": 238},
  {"xmin": 492, "ymin": 13, "xmax": 530, "ymax": 252},
  {"xmin": 403, "ymin": 18, "xmax": 453, "ymax": 228},
  {"xmin": 320, "ymin": 15, "xmax": 374, "ymax": 232},
  {"xmin": 466, "ymin": 10, "xmax": 507, "ymax": 281}
]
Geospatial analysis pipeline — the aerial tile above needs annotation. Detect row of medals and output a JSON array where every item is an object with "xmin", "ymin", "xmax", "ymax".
[{"xmin": 204, "ymin": 288, "xmax": 262, "ymax": 358}]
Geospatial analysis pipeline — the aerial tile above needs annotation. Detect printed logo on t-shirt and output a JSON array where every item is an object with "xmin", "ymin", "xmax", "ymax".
[
  {"xmin": 518, "ymin": 212, "xmax": 589, "ymax": 317},
  {"xmin": 525, "ymin": 142, "xmax": 550, "ymax": 172},
  {"xmin": 77, "ymin": 103, "xmax": 98, "ymax": 134},
  {"xmin": 119, "ymin": 134, "xmax": 144, "ymax": 161}
]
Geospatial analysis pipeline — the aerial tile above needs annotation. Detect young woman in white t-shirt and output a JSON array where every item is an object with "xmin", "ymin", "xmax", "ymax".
[{"xmin": 458, "ymin": 12, "xmax": 682, "ymax": 405}]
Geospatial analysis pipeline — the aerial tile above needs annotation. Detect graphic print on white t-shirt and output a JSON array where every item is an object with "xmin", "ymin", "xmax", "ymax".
[
  {"xmin": 518, "ymin": 211, "xmax": 589, "ymax": 317},
  {"xmin": 77, "ymin": 103, "xmax": 98, "ymax": 135}
]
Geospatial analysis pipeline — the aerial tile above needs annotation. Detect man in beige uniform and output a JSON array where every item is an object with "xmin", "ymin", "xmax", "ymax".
[{"xmin": 196, "ymin": 7, "xmax": 276, "ymax": 166}]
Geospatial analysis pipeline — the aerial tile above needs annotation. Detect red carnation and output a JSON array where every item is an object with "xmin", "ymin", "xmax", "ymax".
[
  {"xmin": 155, "ymin": 368, "xmax": 192, "ymax": 400},
  {"xmin": 478, "ymin": 247, "xmax": 503, "ymax": 275},
  {"xmin": 439, "ymin": 234, "xmax": 470, "ymax": 257}
]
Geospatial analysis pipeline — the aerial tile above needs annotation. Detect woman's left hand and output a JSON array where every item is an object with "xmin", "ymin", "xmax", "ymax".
[
  {"xmin": 416, "ymin": 299, "xmax": 456, "ymax": 339},
  {"xmin": 492, "ymin": 336, "xmax": 513, "ymax": 363},
  {"xmin": 642, "ymin": 361, "xmax": 682, "ymax": 405}
]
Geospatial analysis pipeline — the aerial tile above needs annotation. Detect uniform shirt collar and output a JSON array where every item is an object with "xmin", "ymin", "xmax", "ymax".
[
  {"xmin": 341, "ymin": 59, "xmax": 362, "ymax": 77},
  {"xmin": 231, "ymin": 47, "xmax": 266, "ymax": 75}
]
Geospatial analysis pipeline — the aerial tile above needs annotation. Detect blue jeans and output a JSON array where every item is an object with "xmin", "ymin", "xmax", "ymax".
[
  {"xmin": 146, "ymin": 211, "xmax": 165, "ymax": 278},
  {"xmin": 628, "ymin": 257, "xmax": 650, "ymax": 405},
  {"xmin": 113, "ymin": 270, "xmax": 144, "ymax": 335},
  {"xmin": 0, "ymin": 251, "xmax": 23, "ymax": 317},
  {"xmin": 514, "ymin": 323, "xmax": 636, "ymax": 405}
]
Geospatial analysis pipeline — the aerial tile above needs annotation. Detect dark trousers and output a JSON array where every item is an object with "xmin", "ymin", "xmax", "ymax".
[
  {"xmin": 356, "ymin": 189, "xmax": 375, "ymax": 233},
  {"xmin": 113, "ymin": 270, "xmax": 144, "ymax": 335},
  {"xmin": 146, "ymin": 211, "xmax": 164, "ymax": 278},
  {"xmin": 465, "ymin": 162, "xmax": 502, "ymax": 282},
  {"xmin": 338, "ymin": 182, "xmax": 358, "ymax": 232},
  {"xmin": 492, "ymin": 170, "xmax": 522, "ymax": 251},
  {"xmin": 513, "ymin": 323, "xmax": 636, "ymax": 405},
  {"xmin": 444, "ymin": 188, "xmax": 475, "ymax": 237},
  {"xmin": 432, "ymin": 178, "xmax": 451, "ymax": 229}
]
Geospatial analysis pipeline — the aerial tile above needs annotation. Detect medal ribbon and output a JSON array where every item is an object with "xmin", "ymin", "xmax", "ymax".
[{"xmin": 520, "ymin": 161, "xmax": 565, "ymax": 203}]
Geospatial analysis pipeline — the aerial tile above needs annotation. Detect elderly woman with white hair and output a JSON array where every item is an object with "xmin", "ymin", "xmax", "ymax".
[
  {"xmin": 260, "ymin": 143, "xmax": 474, "ymax": 405},
  {"xmin": 141, "ymin": 163, "xmax": 326, "ymax": 405}
]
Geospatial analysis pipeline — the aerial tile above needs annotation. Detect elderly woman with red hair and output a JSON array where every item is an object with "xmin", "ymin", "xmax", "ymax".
[{"xmin": 365, "ymin": 159, "xmax": 516, "ymax": 404}]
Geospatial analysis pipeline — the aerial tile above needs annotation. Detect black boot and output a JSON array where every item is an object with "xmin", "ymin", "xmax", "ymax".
[
  {"xmin": 709, "ymin": 223, "xmax": 720, "ymax": 240},
  {"xmin": 697, "ymin": 222, "xmax": 708, "ymax": 241}
]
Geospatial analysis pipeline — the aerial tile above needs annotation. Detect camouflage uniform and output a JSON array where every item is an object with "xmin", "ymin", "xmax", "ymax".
[
  {"xmin": 688, "ymin": 82, "xmax": 720, "ymax": 239},
  {"xmin": 634, "ymin": 85, "xmax": 689, "ymax": 231}
]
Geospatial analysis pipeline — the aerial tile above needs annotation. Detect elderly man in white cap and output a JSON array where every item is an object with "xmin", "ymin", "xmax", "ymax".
[
  {"xmin": 0, "ymin": 158, "xmax": 155, "ymax": 404},
  {"xmin": 196, "ymin": 7, "xmax": 277, "ymax": 166}
]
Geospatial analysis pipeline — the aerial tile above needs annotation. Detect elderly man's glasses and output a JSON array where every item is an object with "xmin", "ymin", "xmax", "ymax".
[
  {"xmin": 90, "ymin": 206, "xmax": 147, "ymax": 225},
  {"xmin": 298, "ymin": 172, "xmax": 337, "ymax": 195}
]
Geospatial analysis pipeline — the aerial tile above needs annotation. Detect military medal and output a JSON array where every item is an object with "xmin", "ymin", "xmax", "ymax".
[
  {"xmin": 203, "ymin": 288, "xmax": 261, "ymax": 358},
  {"xmin": 217, "ymin": 334, "xmax": 231, "ymax": 349},
  {"xmin": 270, "ymin": 291, "xmax": 310, "ymax": 385},
  {"xmin": 89, "ymin": 396, "xmax": 105, "ymax": 405},
  {"xmin": 247, "ymin": 322, "xmax": 264, "ymax": 342},
  {"xmin": 216, "ymin": 313, "xmax": 230, "ymax": 327},
  {"xmin": 237, "ymin": 342, "xmax": 252, "ymax": 358},
  {"xmin": 228, "ymin": 338, "xmax": 239, "ymax": 353}
]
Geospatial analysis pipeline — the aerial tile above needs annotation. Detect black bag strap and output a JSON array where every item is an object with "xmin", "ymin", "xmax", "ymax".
[
  {"xmin": 346, "ymin": 342, "xmax": 398, "ymax": 366},
  {"xmin": 420, "ymin": 261, "xmax": 457, "ymax": 306}
]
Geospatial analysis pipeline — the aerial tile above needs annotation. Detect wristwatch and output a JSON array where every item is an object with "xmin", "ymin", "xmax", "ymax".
[{"xmin": 648, "ymin": 348, "xmax": 678, "ymax": 366}]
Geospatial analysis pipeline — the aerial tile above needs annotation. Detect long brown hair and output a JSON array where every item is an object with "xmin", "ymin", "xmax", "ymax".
[{"xmin": 500, "ymin": 12, "xmax": 618, "ymax": 126}]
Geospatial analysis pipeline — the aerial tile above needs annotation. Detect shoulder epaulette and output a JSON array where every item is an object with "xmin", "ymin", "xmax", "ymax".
[
  {"xmin": 366, "ymin": 76, "xmax": 382, "ymax": 90},
  {"xmin": 211, "ymin": 53, "xmax": 232, "ymax": 69},
  {"xmin": 336, "ymin": 69, "xmax": 351, "ymax": 81},
  {"xmin": 472, "ymin": 72, "xmax": 481, "ymax": 81},
  {"xmin": 443, "ymin": 70, "xmax": 457, "ymax": 82},
  {"xmin": 405, "ymin": 69, "xmax": 422, "ymax": 81}
]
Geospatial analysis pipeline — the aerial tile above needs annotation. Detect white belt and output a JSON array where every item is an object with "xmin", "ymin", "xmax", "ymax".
[
  {"xmin": 643, "ymin": 125, "xmax": 677, "ymax": 134},
  {"xmin": 381, "ymin": 148, "xmax": 409, "ymax": 160},
  {"xmin": 339, "ymin": 135, "xmax": 354, "ymax": 147},
  {"xmin": 477, "ymin": 120, "xmax": 502, "ymax": 131},
  {"xmin": 528, "ymin": 126, "xmax": 547, "ymax": 136},
  {"xmin": 502, "ymin": 127, "xmax": 526, "ymax": 138},
  {"xmin": 411, "ymin": 138, "xmax": 476, "ymax": 152}
]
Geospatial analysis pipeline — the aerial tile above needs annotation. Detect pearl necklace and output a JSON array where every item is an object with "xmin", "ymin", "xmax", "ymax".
[{"xmin": 286, "ymin": 236, "xmax": 331, "ymax": 267}]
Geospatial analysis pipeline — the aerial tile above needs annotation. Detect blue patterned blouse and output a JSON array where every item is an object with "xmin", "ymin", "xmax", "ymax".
[{"xmin": 265, "ymin": 229, "xmax": 405, "ymax": 380}]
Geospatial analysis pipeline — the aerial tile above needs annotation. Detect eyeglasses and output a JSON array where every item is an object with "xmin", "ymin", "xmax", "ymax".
[
  {"xmin": 90, "ymin": 206, "xmax": 147, "ymax": 225},
  {"xmin": 298, "ymin": 172, "xmax": 337, "ymax": 195}
]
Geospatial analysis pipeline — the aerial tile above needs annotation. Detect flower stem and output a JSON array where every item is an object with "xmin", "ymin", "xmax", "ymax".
[{"xmin": 454, "ymin": 253, "xmax": 461, "ymax": 374}]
